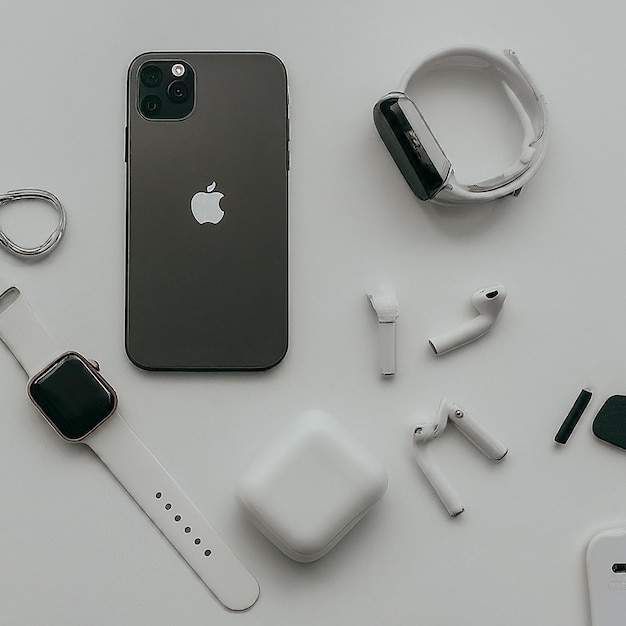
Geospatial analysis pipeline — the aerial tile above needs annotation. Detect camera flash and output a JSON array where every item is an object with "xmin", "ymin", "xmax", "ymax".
[{"xmin": 171, "ymin": 63, "xmax": 185, "ymax": 77}]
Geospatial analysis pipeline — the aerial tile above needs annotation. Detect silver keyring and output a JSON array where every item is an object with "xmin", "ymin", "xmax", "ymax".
[{"xmin": 0, "ymin": 188, "xmax": 67, "ymax": 258}]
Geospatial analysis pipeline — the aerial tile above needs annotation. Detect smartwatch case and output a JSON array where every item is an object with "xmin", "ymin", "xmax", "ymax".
[{"xmin": 237, "ymin": 410, "xmax": 388, "ymax": 562}]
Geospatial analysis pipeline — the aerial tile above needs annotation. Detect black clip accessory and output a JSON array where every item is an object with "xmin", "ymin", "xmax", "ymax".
[{"xmin": 554, "ymin": 388, "xmax": 592, "ymax": 444}]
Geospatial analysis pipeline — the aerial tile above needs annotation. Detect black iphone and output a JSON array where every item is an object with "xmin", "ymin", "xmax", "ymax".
[{"xmin": 125, "ymin": 52, "xmax": 289, "ymax": 371}]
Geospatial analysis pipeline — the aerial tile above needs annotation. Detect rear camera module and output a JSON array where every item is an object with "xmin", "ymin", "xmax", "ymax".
[
  {"xmin": 140, "ymin": 64, "xmax": 163, "ymax": 88},
  {"xmin": 137, "ymin": 60, "xmax": 195, "ymax": 120}
]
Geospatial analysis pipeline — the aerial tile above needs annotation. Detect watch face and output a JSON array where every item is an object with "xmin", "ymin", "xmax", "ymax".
[
  {"xmin": 28, "ymin": 352, "xmax": 117, "ymax": 442},
  {"xmin": 373, "ymin": 93, "xmax": 451, "ymax": 201}
]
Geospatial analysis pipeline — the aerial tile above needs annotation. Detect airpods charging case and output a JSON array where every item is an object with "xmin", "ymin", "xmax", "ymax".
[{"xmin": 237, "ymin": 410, "xmax": 388, "ymax": 562}]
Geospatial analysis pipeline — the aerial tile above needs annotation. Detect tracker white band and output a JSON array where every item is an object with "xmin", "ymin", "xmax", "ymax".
[
  {"xmin": 0, "ymin": 285, "xmax": 260, "ymax": 611},
  {"xmin": 398, "ymin": 45, "xmax": 549, "ymax": 205}
]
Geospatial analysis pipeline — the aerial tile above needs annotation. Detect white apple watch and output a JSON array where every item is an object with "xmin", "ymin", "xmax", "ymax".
[
  {"xmin": 373, "ymin": 45, "xmax": 549, "ymax": 205},
  {"xmin": 0, "ymin": 284, "xmax": 259, "ymax": 612}
]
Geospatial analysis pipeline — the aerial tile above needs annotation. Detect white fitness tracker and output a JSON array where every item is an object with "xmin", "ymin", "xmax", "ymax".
[
  {"xmin": 0, "ymin": 284, "xmax": 259, "ymax": 612},
  {"xmin": 373, "ymin": 45, "xmax": 549, "ymax": 205}
]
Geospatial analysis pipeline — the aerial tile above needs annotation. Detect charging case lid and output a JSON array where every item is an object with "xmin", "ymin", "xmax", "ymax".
[{"xmin": 237, "ymin": 410, "xmax": 388, "ymax": 562}]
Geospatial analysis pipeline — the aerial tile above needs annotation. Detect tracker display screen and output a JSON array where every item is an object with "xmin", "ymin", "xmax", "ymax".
[
  {"xmin": 29, "ymin": 353, "xmax": 116, "ymax": 441},
  {"xmin": 373, "ymin": 93, "xmax": 450, "ymax": 201}
]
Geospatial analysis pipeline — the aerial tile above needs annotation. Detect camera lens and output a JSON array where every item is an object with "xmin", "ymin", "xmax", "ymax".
[
  {"xmin": 140, "ymin": 64, "xmax": 163, "ymax": 88},
  {"xmin": 140, "ymin": 95, "xmax": 161, "ymax": 117},
  {"xmin": 167, "ymin": 80, "xmax": 189, "ymax": 103}
]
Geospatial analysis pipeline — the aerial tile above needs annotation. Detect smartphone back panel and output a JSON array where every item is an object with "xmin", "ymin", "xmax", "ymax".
[{"xmin": 126, "ymin": 52, "xmax": 288, "ymax": 370}]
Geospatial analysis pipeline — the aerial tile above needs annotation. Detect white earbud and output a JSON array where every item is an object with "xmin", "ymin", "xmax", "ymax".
[
  {"xmin": 412, "ymin": 399, "xmax": 508, "ymax": 516},
  {"xmin": 428, "ymin": 284, "xmax": 507, "ymax": 355},
  {"xmin": 367, "ymin": 286, "xmax": 399, "ymax": 376}
]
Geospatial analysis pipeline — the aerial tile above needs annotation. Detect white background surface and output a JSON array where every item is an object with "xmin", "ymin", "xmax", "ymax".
[{"xmin": 0, "ymin": 1, "xmax": 623, "ymax": 624}]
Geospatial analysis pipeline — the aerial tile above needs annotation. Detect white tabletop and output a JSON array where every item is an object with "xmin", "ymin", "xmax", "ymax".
[{"xmin": 0, "ymin": 1, "xmax": 622, "ymax": 624}]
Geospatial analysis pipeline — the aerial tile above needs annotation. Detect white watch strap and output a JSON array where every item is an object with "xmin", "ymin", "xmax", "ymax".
[
  {"xmin": 0, "ymin": 286, "xmax": 62, "ymax": 377},
  {"xmin": 85, "ymin": 414, "xmax": 260, "ymax": 611},
  {"xmin": 0, "ymin": 284, "xmax": 260, "ymax": 611}
]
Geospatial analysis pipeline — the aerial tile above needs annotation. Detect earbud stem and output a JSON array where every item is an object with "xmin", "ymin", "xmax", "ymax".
[
  {"xmin": 377, "ymin": 321, "xmax": 397, "ymax": 376},
  {"xmin": 450, "ymin": 410, "xmax": 508, "ymax": 460},
  {"xmin": 414, "ymin": 446, "xmax": 464, "ymax": 516},
  {"xmin": 367, "ymin": 286, "xmax": 399, "ymax": 376},
  {"xmin": 429, "ymin": 316, "xmax": 494, "ymax": 355}
]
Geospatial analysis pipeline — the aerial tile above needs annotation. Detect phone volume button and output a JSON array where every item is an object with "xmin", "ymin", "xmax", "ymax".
[
  {"xmin": 286, "ymin": 118, "xmax": 290, "ymax": 170},
  {"xmin": 124, "ymin": 127, "xmax": 128, "ymax": 163}
]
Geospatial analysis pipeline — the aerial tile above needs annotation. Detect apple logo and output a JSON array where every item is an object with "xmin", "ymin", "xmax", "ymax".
[{"xmin": 190, "ymin": 182, "xmax": 225, "ymax": 224}]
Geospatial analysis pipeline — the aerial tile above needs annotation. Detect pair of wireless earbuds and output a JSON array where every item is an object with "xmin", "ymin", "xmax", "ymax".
[
  {"xmin": 368, "ymin": 283, "xmax": 507, "ymax": 375},
  {"xmin": 413, "ymin": 399, "xmax": 508, "ymax": 516}
]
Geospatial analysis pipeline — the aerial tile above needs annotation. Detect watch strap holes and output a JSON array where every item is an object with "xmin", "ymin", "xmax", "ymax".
[{"xmin": 152, "ymin": 490, "xmax": 213, "ymax": 556}]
